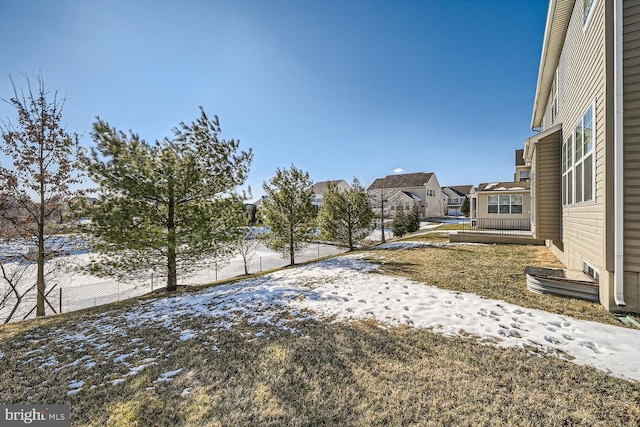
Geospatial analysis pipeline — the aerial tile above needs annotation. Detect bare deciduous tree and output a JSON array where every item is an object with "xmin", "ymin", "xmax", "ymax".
[{"xmin": 0, "ymin": 74, "xmax": 81, "ymax": 317}]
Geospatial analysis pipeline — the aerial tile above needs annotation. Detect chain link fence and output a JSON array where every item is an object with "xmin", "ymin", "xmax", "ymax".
[{"xmin": 1, "ymin": 243, "xmax": 346, "ymax": 324}]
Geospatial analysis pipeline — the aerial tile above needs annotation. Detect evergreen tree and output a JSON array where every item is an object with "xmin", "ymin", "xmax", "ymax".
[
  {"xmin": 261, "ymin": 166, "xmax": 316, "ymax": 265},
  {"xmin": 318, "ymin": 178, "xmax": 373, "ymax": 250},
  {"xmin": 81, "ymin": 108, "xmax": 252, "ymax": 291},
  {"xmin": 0, "ymin": 74, "xmax": 81, "ymax": 317},
  {"xmin": 392, "ymin": 204, "xmax": 407, "ymax": 237},
  {"xmin": 460, "ymin": 196, "xmax": 470, "ymax": 217},
  {"xmin": 406, "ymin": 202, "xmax": 421, "ymax": 233}
]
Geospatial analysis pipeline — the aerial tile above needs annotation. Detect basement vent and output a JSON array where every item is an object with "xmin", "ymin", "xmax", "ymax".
[{"xmin": 583, "ymin": 261, "xmax": 599, "ymax": 283}]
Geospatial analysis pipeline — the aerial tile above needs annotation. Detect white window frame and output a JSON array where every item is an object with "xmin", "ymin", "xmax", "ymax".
[
  {"xmin": 562, "ymin": 102, "xmax": 596, "ymax": 207},
  {"xmin": 550, "ymin": 68, "xmax": 559, "ymax": 124},
  {"xmin": 583, "ymin": 0, "xmax": 598, "ymax": 29},
  {"xmin": 487, "ymin": 194, "xmax": 523, "ymax": 214}
]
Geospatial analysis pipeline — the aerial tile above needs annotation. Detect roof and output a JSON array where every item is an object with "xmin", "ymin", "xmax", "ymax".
[
  {"xmin": 531, "ymin": 0, "xmax": 574, "ymax": 129},
  {"xmin": 367, "ymin": 172, "xmax": 434, "ymax": 191},
  {"xmin": 442, "ymin": 185, "xmax": 473, "ymax": 197},
  {"xmin": 311, "ymin": 180, "xmax": 349, "ymax": 195},
  {"xmin": 399, "ymin": 191, "xmax": 422, "ymax": 201},
  {"xmin": 515, "ymin": 149, "xmax": 525, "ymax": 166},
  {"xmin": 476, "ymin": 182, "xmax": 531, "ymax": 192}
]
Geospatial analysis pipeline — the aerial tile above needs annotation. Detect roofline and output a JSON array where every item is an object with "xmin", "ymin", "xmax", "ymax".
[
  {"xmin": 531, "ymin": 0, "xmax": 574, "ymax": 129},
  {"xmin": 524, "ymin": 123, "xmax": 563, "ymax": 162}
]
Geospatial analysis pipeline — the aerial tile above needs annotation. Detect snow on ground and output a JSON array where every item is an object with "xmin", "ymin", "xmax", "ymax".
[
  {"xmin": 10, "ymin": 246, "xmax": 639, "ymax": 398},
  {"xmin": 0, "ymin": 242, "xmax": 346, "ymax": 322},
  {"xmin": 30, "ymin": 250, "xmax": 639, "ymax": 388}
]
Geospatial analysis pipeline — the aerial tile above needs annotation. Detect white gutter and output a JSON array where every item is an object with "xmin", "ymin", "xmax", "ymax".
[{"xmin": 614, "ymin": 0, "xmax": 626, "ymax": 306}]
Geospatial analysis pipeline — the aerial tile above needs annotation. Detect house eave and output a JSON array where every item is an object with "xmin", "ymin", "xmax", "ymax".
[
  {"xmin": 524, "ymin": 123, "xmax": 563, "ymax": 163},
  {"xmin": 531, "ymin": 0, "xmax": 575, "ymax": 129}
]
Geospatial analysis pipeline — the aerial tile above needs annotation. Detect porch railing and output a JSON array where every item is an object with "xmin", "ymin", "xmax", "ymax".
[{"xmin": 462, "ymin": 218, "xmax": 531, "ymax": 235}]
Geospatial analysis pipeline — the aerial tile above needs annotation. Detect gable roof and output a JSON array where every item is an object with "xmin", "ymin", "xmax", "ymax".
[
  {"xmin": 476, "ymin": 182, "xmax": 531, "ymax": 192},
  {"xmin": 443, "ymin": 185, "xmax": 473, "ymax": 197},
  {"xmin": 311, "ymin": 180, "xmax": 349, "ymax": 195},
  {"xmin": 367, "ymin": 172, "xmax": 434, "ymax": 191}
]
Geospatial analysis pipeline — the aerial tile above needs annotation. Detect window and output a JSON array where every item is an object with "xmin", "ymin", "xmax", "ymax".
[
  {"xmin": 487, "ymin": 194, "xmax": 522, "ymax": 214},
  {"xmin": 562, "ymin": 103, "xmax": 595, "ymax": 206},
  {"xmin": 550, "ymin": 68, "xmax": 559, "ymax": 123},
  {"xmin": 583, "ymin": 260, "xmax": 599, "ymax": 283},
  {"xmin": 519, "ymin": 170, "xmax": 530, "ymax": 182},
  {"xmin": 583, "ymin": 0, "xmax": 596, "ymax": 26}
]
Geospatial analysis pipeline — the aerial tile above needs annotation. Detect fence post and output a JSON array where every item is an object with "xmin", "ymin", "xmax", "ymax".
[{"xmin": 59, "ymin": 288, "xmax": 62, "ymax": 313}]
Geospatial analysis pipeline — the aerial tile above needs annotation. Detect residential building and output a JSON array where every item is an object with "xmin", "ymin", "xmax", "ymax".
[
  {"xmin": 441, "ymin": 185, "xmax": 473, "ymax": 216},
  {"xmin": 469, "ymin": 182, "xmax": 531, "ymax": 229},
  {"xmin": 514, "ymin": 149, "xmax": 531, "ymax": 182},
  {"xmin": 524, "ymin": 0, "xmax": 639, "ymax": 312},
  {"xmin": 469, "ymin": 148, "xmax": 532, "ymax": 228},
  {"xmin": 311, "ymin": 180, "xmax": 351, "ymax": 210},
  {"xmin": 367, "ymin": 172, "xmax": 442, "ymax": 219}
]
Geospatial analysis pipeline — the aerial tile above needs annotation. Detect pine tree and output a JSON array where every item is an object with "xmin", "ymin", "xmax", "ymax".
[
  {"xmin": 260, "ymin": 166, "xmax": 316, "ymax": 265},
  {"xmin": 406, "ymin": 202, "xmax": 421, "ymax": 233},
  {"xmin": 318, "ymin": 178, "xmax": 373, "ymax": 250},
  {"xmin": 392, "ymin": 204, "xmax": 407, "ymax": 237},
  {"xmin": 81, "ymin": 107, "xmax": 252, "ymax": 291},
  {"xmin": 0, "ymin": 74, "xmax": 81, "ymax": 317},
  {"xmin": 460, "ymin": 196, "xmax": 470, "ymax": 217}
]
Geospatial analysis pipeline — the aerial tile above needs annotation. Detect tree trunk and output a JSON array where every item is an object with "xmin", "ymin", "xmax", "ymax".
[
  {"xmin": 36, "ymin": 145, "xmax": 46, "ymax": 317},
  {"xmin": 166, "ymin": 193, "xmax": 178, "ymax": 292},
  {"xmin": 289, "ymin": 227, "xmax": 295, "ymax": 265},
  {"xmin": 380, "ymin": 196, "xmax": 386, "ymax": 244}
]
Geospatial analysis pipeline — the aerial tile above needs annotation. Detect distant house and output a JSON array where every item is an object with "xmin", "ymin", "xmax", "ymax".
[
  {"xmin": 469, "ymin": 182, "xmax": 531, "ymax": 229},
  {"xmin": 252, "ymin": 195, "xmax": 269, "ymax": 210},
  {"xmin": 514, "ymin": 149, "xmax": 530, "ymax": 182},
  {"xmin": 441, "ymin": 185, "xmax": 473, "ymax": 216},
  {"xmin": 523, "ymin": 0, "xmax": 640, "ymax": 312},
  {"xmin": 469, "ymin": 148, "xmax": 532, "ymax": 228},
  {"xmin": 367, "ymin": 172, "xmax": 442, "ymax": 218},
  {"xmin": 311, "ymin": 180, "xmax": 351, "ymax": 210}
]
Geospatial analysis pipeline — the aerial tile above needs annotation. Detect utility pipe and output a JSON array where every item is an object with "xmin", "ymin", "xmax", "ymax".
[{"xmin": 614, "ymin": 0, "xmax": 626, "ymax": 306}]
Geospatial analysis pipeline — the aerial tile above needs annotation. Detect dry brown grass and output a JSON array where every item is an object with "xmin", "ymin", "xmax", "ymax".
[
  {"xmin": 1, "ymin": 238, "xmax": 638, "ymax": 426},
  {"xmin": 367, "ymin": 242, "xmax": 624, "ymax": 326},
  {"xmin": 1, "ymin": 314, "xmax": 639, "ymax": 426}
]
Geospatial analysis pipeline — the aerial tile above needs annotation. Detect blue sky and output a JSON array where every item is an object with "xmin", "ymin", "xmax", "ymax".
[{"xmin": 0, "ymin": 0, "xmax": 549, "ymax": 200}]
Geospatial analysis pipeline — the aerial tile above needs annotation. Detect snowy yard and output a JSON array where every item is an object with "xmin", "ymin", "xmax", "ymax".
[
  {"xmin": 1, "ymin": 244, "xmax": 639, "ymax": 425},
  {"xmin": 0, "ymin": 241, "xmax": 346, "ymax": 323}
]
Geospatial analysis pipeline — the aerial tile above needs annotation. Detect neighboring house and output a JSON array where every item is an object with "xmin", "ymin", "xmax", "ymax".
[
  {"xmin": 311, "ymin": 180, "xmax": 352, "ymax": 210},
  {"xmin": 367, "ymin": 172, "xmax": 442, "ymax": 218},
  {"xmin": 524, "ymin": 0, "xmax": 639, "ymax": 312},
  {"xmin": 514, "ymin": 149, "xmax": 531, "ymax": 182},
  {"xmin": 469, "ymin": 182, "xmax": 531, "ymax": 229},
  {"xmin": 441, "ymin": 185, "xmax": 473, "ymax": 216},
  {"xmin": 252, "ymin": 195, "xmax": 269, "ymax": 210}
]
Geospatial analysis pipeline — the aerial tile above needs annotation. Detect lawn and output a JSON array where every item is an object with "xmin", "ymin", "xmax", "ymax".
[
  {"xmin": 0, "ymin": 239, "xmax": 638, "ymax": 426},
  {"xmin": 366, "ymin": 241, "xmax": 623, "ymax": 326}
]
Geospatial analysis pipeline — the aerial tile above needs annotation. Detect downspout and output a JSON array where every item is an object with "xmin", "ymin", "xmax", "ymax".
[{"xmin": 614, "ymin": 0, "xmax": 626, "ymax": 306}]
